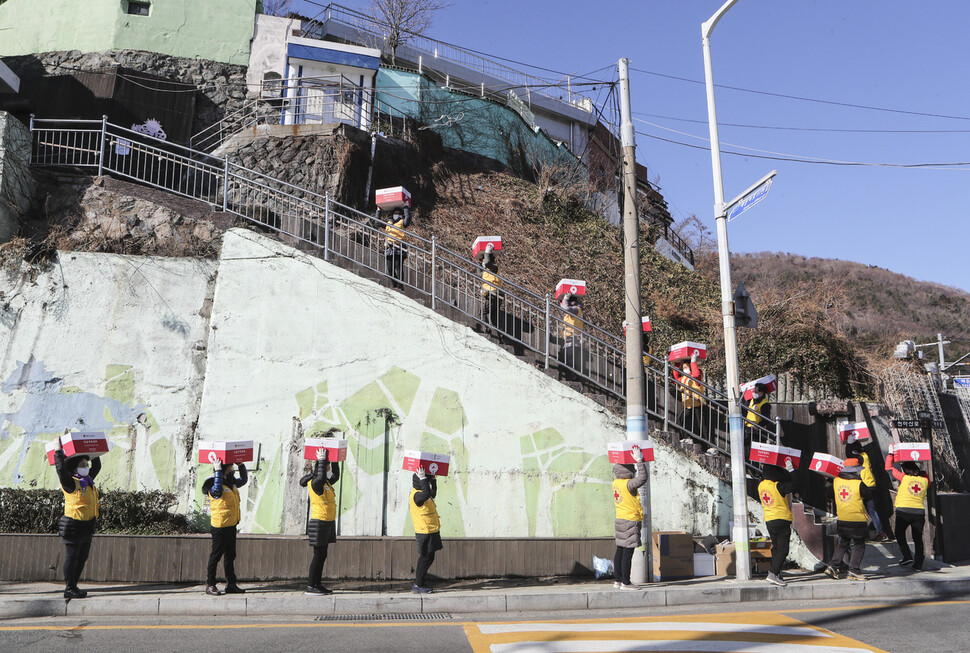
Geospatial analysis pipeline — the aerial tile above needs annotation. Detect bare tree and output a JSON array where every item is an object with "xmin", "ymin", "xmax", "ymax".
[
  {"xmin": 366, "ymin": 0, "xmax": 449, "ymax": 65},
  {"xmin": 261, "ymin": 0, "xmax": 293, "ymax": 17}
]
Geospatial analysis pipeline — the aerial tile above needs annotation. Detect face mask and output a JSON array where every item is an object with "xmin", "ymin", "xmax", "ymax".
[
  {"xmin": 76, "ymin": 466, "xmax": 89, "ymax": 477},
  {"xmin": 753, "ymin": 392, "xmax": 763, "ymax": 399}
]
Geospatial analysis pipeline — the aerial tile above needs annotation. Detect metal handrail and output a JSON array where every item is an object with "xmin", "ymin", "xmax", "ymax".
[{"xmin": 29, "ymin": 117, "xmax": 781, "ymax": 464}]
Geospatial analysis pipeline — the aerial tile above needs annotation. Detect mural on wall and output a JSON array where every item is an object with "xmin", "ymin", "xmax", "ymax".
[{"xmin": 0, "ymin": 356, "xmax": 173, "ymax": 491}]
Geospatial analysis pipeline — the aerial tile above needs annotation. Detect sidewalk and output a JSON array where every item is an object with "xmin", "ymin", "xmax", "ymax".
[{"xmin": 3, "ymin": 559, "xmax": 969, "ymax": 619}]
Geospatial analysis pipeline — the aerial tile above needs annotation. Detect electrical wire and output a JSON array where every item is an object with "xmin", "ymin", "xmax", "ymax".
[{"xmin": 631, "ymin": 111, "xmax": 970, "ymax": 134}]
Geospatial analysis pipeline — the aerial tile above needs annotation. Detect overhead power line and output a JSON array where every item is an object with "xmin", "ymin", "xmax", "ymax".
[{"xmin": 632, "ymin": 111, "xmax": 970, "ymax": 135}]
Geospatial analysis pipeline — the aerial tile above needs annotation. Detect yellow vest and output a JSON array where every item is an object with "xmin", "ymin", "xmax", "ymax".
[
  {"xmin": 612, "ymin": 478, "xmax": 643, "ymax": 522},
  {"xmin": 860, "ymin": 453, "xmax": 876, "ymax": 488},
  {"xmin": 833, "ymin": 477, "xmax": 867, "ymax": 522},
  {"xmin": 385, "ymin": 222, "xmax": 408, "ymax": 247},
  {"xmin": 309, "ymin": 482, "xmax": 336, "ymax": 522},
  {"xmin": 746, "ymin": 397, "xmax": 769, "ymax": 425},
  {"xmin": 209, "ymin": 486, "xmax": 241, "ymax": 528},
  {"xmin": 409, "ymin": 488, "xmax": 440, "ymax": 534},
  {"xmin": 758, "ymin": 479, "xmax": 793, "ymax": 522},
  {"xmin": 895, "ymin": 474, "xmax": 929, "ymax": 511},
  {"xmin": 482, "ymin": 269, "xmax": 502, "ymax": 294},
  {"xmin": 563, "ymin": 308, "xmax": 583, "ymax": 338},
  {"xmin": 63, "ymin": 485, "xmax": 99, "ymax": 522},
  {"xmin": 681, "ymin": 378, "xmax": 706, "ymax": 409}
]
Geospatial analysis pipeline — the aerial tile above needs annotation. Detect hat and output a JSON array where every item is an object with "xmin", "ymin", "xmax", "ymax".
[{"xmin": 841, "ymin": 457, "xmax": 862, "ymax": 473}]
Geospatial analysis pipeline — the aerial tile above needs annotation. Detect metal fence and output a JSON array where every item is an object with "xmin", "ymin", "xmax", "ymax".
[{"xmin": 29, "ymin": 117, "xmax": 780, "ymax": 463}]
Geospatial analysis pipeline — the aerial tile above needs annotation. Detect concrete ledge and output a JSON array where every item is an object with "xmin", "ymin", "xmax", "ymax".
[
  {"xmin": 247, "ymin": 594, "xmax": 335, "ymax": 616},
  {"xmin": 665, "ymin": 585, "xmax": 741, "ymax": 606},
  {"xmin": 0, "ymin": 599, "xmax": 65, "ymax": 618},
  {"xmin": 505, "ymin": 591, "xmax": 587, "ymax": 613},
  {"xmin": 157, "ymin": 595, "xmax": 247, "ymax": 616},
  {"xmin": 332, "ymin": 594, "xmax": 423, "ymax": 614},
  {"xmin": 421, "ymin": 593, "xmax": 506, "ymax": 614},
  {"xmin": 66, "ymin": 597, "xmax": 160, "ymax": 616},
  {"xmin": 587, "ymin": 589, "xmax": 666, "ymax": 609},
  {"xmin": 739, "ymin": 583, "xmax": 814, "ymax": 602},
  {"xmin": 811, "ymin": 581, "xmax": 866, "ymax": 600}
]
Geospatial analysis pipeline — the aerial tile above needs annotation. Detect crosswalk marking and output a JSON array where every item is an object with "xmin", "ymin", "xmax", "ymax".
[{"xmin": 465, "ymin": 611, "xmax": 886, "ymax": 653}]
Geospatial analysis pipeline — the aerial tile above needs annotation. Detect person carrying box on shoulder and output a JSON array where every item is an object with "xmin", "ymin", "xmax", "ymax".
[
  {"xmin": 203, "ymin": 460, "xmax": 248, "ymax": 596},
  {"xmin": 409, "ymin": 466, "xmax": 443, "ymax": 594},
  {"xmin": 758, "ymin": 457, "xmax": 799, "ymax": 587},
  {"xmin": 885, "ymin": 452, "xmax": 930, "ymax": 570},
  {"xmin": 54, "ymin": 443, "xmax": 102, "ymax": 600},
  {"xmin": 824, "ymin": 457, "xmax": 872, "ymax": 581},
  {"xmin": 612, "ymin": 445, "xmax": 647, "ymax": 590},
  {"xmin": 300, "ymin": 446, "xmax": 341, "ymax": 595}
]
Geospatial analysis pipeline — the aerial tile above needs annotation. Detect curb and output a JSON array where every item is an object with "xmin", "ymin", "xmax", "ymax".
[{"xmin": 5, "ymin": 576, "xmax": 970, "ymax": 619}]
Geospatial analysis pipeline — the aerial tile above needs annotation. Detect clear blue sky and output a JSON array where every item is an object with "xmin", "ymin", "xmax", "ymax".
[{"xmin": 297, "ymin": 1, "xmax": 970, "ymax": 292}]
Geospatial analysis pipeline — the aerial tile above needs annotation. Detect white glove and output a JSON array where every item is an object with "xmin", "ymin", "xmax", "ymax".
[
  {"xmin": 316, "ymin": 447, "xmax": 328, "ymax": 462},
  {"xmin": 631, "ymin": 446, "xmax": 644, "ymax": 463},
  {"xmin": 784, "ymin": 458, "xmax": 795, "ymax": 472},
  {"xmin": 212, "ymin": 460, "xmax": 222, "ymax": 475},
  {"xmin": 691, "ymin": 352, "xmax": 699, "ymax": 363},
  {"xmin": 416, "ymin": 466, "xmax": 427, "ymax": 480}
]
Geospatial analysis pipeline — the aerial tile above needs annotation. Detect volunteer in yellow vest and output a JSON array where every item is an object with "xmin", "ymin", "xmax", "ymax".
[
  {"xmin": 373, "ymin": 205, "xmax": 411, "ymax": 289},
  {"xmin": 409, "ymin": 466, "xmax": 442, "ymax": 594},
  {"xmin": 203, "ymin": 458, "xmax": 248, "ymax": 596},
  {"xmin": 612, "ymin": 446, "xmax": 647, "ymax": 590},
  {"xmin": 480, "ymin": 244, "xmax": 503, "ymax": 330},
  {"xmin": 885, "ymin": 453, "xmax": 931, "ymax": 570},
  {"xmin": 672, "ymin": 352, "xmax": 706, "ymax": 439},
  {"xmin": 758, "ymin": 457, "xmax": 799, "ymax": 587},
  {"xmin": 824, "ymin": 457, "xmax": 873, "ymax": 581},
  {"xmin": 300, "ymin": 445, "xmax": 341, "ymax": 595},
  {"xmin": 558, "ymin": 292, "xmax": 586, "ymax": 376},
  {"xmin": 745, "ymin": 383, "xmax": 772, "ymax": 426},
  {"xmin": 54, "ymin": 441, "xmax": 102, "ymax": 600}
]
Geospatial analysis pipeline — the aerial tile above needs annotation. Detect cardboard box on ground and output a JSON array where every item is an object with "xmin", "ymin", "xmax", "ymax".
[
  {"xmin": 714, "ymin": 540, "xmax": 773, "ymax": 576},
  {"xmin": 652, "ymin": 531, "xmax": 694, "ymax": 580}
]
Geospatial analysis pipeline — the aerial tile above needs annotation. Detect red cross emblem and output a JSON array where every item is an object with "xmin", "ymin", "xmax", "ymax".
[
  {"xmin": 613, "ymin": 489, "xmax": 622, "ymax": 504},
  {"xmin": 838, "ymin": 486, "xmax": 851, "ymax": 501},
  {"xmin": 909, "ymin": 482, "xmax": 922, "ymax": 497},
  {"xmin": 761, "ymin": 491, "xmax": 773, "ymax": 506}
]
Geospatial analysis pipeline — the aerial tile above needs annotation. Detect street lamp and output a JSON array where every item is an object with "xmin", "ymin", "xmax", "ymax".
[{"xmin": 702, "ymin": 0, "xmax": 751, "ymax": 581}]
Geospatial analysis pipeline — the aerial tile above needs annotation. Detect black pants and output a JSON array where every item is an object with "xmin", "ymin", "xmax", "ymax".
[
  {"xmin": 894, "ymin": 510, "xmax": 926, "ymax": 566},
  {"xmin": 415, "ymin": 551, "xmax": 435, "ymax": 587},
  {"xmin": 613, "ymin": 546, "xmax": 635, "ymax": 585},
  {"xmin": 766, "ymin": 519, "xmax": 792, "ymax": 576},
  {"xmin": 386, "ymin": 249, "xmax": 406, "ymax": 285},
  {"xmin": 63, "ymin": 536, "xmax": 92, "ymax": 589},
  {"xmin": 207, "ymin": 526, "xmax": 237, "ymax": 585},
  {"xmin": 828, "ymin": 521, "xmax": 867, "ymax": 573},
  {"xmin": 308, "ymin": 543, "xmax": 329, "ymax": 588}
]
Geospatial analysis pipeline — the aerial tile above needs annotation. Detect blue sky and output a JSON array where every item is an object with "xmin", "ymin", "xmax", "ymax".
[{"xmin": 297, "ymin": 1, "xmax": 970, "ymax": 292}]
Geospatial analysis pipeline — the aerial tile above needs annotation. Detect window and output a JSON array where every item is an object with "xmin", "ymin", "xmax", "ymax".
[{"xmin": 127, "ymin": 1, "xmax": 150, "ymax": 16}]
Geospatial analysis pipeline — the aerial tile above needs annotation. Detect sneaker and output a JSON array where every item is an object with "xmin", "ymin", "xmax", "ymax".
[
  {"xmin": 224, "ymin": 584, "xmax": 246, "ymax": 594},
  {"xmin": 613, "ymin": 581, "xmax": 621, "ymax": 589},
  {"xmin": 912, "ymin": 563, "xmax": 923, "ymax": 571},
  {"xmin": 766, "ymin": 573, "xmax": 787, "ymax": 587},
  {"xmin": 63, "ymin": 587, "xmax": 86, "ymax": 600},
  {"xmin": 304, "ymin": 585, "xmax": 333, "ymax": 596},
  {"xmin": 205, "ymin": 585, "xmax": 223, "ymax": 596},
  {"xmin": 872, "ymin": 533, "xmax": 889, "ymax": 543},
  {"xmin": 411, "ymin": 585, "xmax": 433, "ymax": 594},
  {"xmin": 847, "ymin": 571, "xmax": 867, "ymax": 581},
  {"xmin": 620, "ymin": 584, "xmax": 639, "ymax": 591},
  {"xmin": 898, "ymin": 558, "xmax": 914, "ymax": 567},
  {"xmin": 824, "ymin": 566, "xmax": 840, "ymax": 580}
]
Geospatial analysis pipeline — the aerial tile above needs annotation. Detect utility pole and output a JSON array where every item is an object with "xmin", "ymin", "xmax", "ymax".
[
  {"xmin": 617, "ymin": 57, "xmax": 651, "ymax": 583},
  {"xmin": 702, "ymin": 0, "xmax": 751, "ymax": 581}
]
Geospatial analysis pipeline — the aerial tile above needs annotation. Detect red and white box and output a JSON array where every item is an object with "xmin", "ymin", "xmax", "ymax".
[
  {"xmin": 198, "ymin": 440, "xmax": 254, "ymax": 465},
  {"xmin": 748, "ymin": 442, "xmax": 800, "ymax": 469},
  {"xmin": 623, "ymin": 317, "xmax": 652, "ymax": 334},
  {"xmin": 303, "ymin": 438, "xmax": 349, "ymax": 462},
  {"xmin": 472, "ymin": 236, "xmax": 503, "ymax": 259},
  {"xmin": 45, "ymin": 432, "xmax": 110, "ymax": 465},
  {"xmin": 891, "ymin": 442, "xmax": 931, "ymax": 462},
  {"xmin": 668, "ymin": 341, "xmax": 707, "ymax": 362},
  {"xmin": 607, "ymin": 440, "xmax": 655, "ymax": 464},
  {"xmin": 402, "ymin": 450, "xmax": 451, "ymax": 476},
  {"xmin": 741, "ymin": 374, "xmax": 777, "ymax": 400},
  {"xmin": 838, "ymin": 421, "xmax": 871, "ymax": 444},
  {"xmin": 375, "ymin": 186, "xmax": 411, "ymax": 209},
  {"xmin": 809, "ymin": 452, "xmax": 844, "ymax": 478},
  {"xmin": 555, "ymin": 278, "xmax": 586, "ymax": 299}
]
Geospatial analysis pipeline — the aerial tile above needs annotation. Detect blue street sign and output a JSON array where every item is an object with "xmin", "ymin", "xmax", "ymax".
[
  {"xmin": 955, "ymin": 377, "xmax": 970, "ymax": 387},
  {"xmin": 727, "ymin": 178, "xmax": 772, "ymax": 222}
]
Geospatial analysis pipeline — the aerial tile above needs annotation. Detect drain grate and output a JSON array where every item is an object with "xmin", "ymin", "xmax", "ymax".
[{"xmin": 315, "ymin": 613, "xmax": 452, "ymax": 622}]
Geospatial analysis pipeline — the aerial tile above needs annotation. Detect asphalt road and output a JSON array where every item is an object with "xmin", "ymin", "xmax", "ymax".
[{"xmin": 0, "ymin": 597, "xmax": 965, "ymax": 652}]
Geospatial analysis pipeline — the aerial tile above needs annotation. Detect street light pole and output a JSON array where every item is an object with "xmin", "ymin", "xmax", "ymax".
[{"xmin": 702, "ymin": 0, "xmax": 751, "ymax": 581}]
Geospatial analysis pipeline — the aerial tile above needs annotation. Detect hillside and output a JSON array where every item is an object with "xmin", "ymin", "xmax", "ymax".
[{"xmin": 729, "ymin": 252, "xmax": 970, "ymax": 365}]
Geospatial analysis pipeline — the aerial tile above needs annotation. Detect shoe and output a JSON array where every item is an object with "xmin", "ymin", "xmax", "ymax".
[
  {"xmin": 224, "ymin": 584, "xmax": 246, "ymax": 594},
  {"xmin": 613, "ymin": 581, "xmax": 621, "ymax": 589},
  {"xmin": 63, "ymin": 587, "xmax": 86, "ymax": 600},
  {"xmin": 912, "ymin": 564, "xmax": 923, "ymax": 571},
  {"xmin": 872, "ymin": 533, "xmax": 889, "ymax": 543},
  {"xmin": 847, "ymin": 571, "xmax": 867, "ymax": 581},
  {"xmin": 305, "ymin": 585, "xmax": 333, "ymax": 596},
  {"xmin": 411, "ymin": 585, "xmax": 433, "ymax": 594},
  {"xmin": 205, "ymin": 585, "xmax": 223, "ymax": 596},
  {"xmin": 824, "ymin": 566, "xmax": 840, "ymax": 580},
  {"xmin": 898, "ymin": 558, "xmax": 914, "ymax": 567},
  {"xmin": 766, "ymin": 573, "xmax": 787, "ymax": 587},
  {"xmin": 620, "ymin": 584, "xmax": 639, "ymax": 591}
]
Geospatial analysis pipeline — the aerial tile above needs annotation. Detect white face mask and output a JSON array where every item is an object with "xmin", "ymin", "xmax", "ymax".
[
  {"xmin": 76, "ymin": 466, "xmax": 89, "ymax": 477},
  {"xmin": 753, "ymin": 392, "xmax": 764, "ymax": 399}
]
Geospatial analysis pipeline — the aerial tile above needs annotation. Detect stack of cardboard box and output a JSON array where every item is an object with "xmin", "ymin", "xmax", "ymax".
[
  {"xmin": 714, "ymin": 540, "xmax": 773, "ymax": 576},
  {"xmin": 651, "ymin": 531, "xmax": 694, "ymax": 580}
]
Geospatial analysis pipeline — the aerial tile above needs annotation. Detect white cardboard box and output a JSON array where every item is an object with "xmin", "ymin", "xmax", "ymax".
[
  {"xmin": 607, "ymin": 440, "xmax": 656, "ymax": 464},
  {"xmin": 375, "ymin": 186, "xmax": 411, "ymax": 209},
  {"xmin": 891, "ymin": 442, "xmax": 931, "ymax": 462},
  {"xmin": 668, "ymin": 341, "xmax": 707, "ymax": 362},
  {"xmin": 303, "ymin": 438, "xmax": 349, "ymax": 462},
  {"xmin": 472, "ymin": 236, "xmax": 503, "ymax": 259},
  {"xmin": 555, "ymin": 278, "xmax": 586, "ymax": 299},
  {"xmin": 198, "ymin": 440, "xmax": 254, "ymax": 465},
  {"xmin": 402, "ymin": 450, "xmax": 451, "ymax": 476},
  {"xmin": 45, "ymin": 433, "xmax": 110, "ymax": 465},
  {"xmin": 693, "ymin": 552, "xmax": 716, "ymax": 577},
  {"xmin": 748, "ymin": 442, "xmax": 800, "ymax": 469}
]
